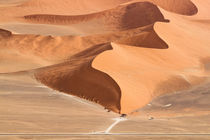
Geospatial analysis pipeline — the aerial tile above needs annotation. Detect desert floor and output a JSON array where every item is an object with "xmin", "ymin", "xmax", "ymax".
[{"xmin": 1, "ymin": 73, "xmax": 210, "ymax": 139}]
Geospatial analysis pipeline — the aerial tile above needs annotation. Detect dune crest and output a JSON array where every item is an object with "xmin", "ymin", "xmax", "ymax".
[
  {"xmin": 92, "ymin": 1, "xmax": 210, "ymax": 114},
  {"xmin": 150, "ymin": 0, "xmax": 198, "ymax": 16},
  {"xmin": 35, "ymin": 43, "xmax": 122, "ymax": 113},
  {"xmin": 23, "ymin": 2, "xmax": 166, "ymax": 33},
  {"xmin": 0, "ymin": 20, "xmax": 167, "ymax": 73},
  {"xmin": 32, "ymin": 23, "xmax": 169, "ymax": 113}
]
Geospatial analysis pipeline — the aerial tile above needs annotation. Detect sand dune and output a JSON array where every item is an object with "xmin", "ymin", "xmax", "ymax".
[
  {"xmin": 149, "ymin": 0, "xmax": 198, "ymax": 15},
  {"xmin": 190, "ymin": 0, "xmax": 210, "ymax": 19},
  {"xmin": 0, "ymin": 0, "xmax": 198, "ymax": 21},
  {"xmin": 35, "ymin": 43, "xmax": 122, "ymax": 113},
  {"xmin": 93, "ymin": 1, "xmax": 210, "ymax": 113},
  {"xmin": 0, "ymin": 22, "xmax": 167, "ymax": 73},
  {"xmin": 115, "ymin": 29, "xmax": 168, "ymax": 49},
  {"xmin": 23, "ymin": 2, "xmax": 166, "ymax": 34},
  {"xmin": 33, "ymin": 23, "xmax": 169, "ymax": 113},
  {"xmin": 1, "ymin": 0, "xmax": 210, "ymax": 116}
]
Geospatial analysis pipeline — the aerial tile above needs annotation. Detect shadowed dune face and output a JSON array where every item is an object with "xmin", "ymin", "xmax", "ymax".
[
  {"xmin": 150, "ymin": 0, "xmax": 198, "ymax": 16},
  {"xmin": 0, "ymin": 23, "xmax": 167, "ymax": 73},
  {"xmin": 23, "ymin": 2, "xmax": 166, "ymax": 32},
  {"xmin": 0, "ymin": 29, "xmax": 12, "ymax": 37},
  {"xmin": 126, "ymin": 0, "xmax": 198, "ymax": 16},
  {"xmin": 116, "ymin": 29, "xmax": 168, "ymax": 49},
  {"xmin": 35, "ymin": 44, "xmax": 122, "ymax": 113}
]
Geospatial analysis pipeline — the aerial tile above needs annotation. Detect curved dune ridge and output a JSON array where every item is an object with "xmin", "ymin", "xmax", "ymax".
[
  {"xmin": 35, "ymin": 43, "xmax": 122, "ymax": 113},
  {"xmin": 23, "ymin": 2, "xmax": 166, "ymax": 32},
  {"xmin": 0, "ymin": 0, "xmax": 197, "ymax": 16},
  {"xmin": 148, "ymin": 0, "xmax": 198, "ymax": 15},
  {"xmin": 0, "ymin": 22, "xmax": 167, "ymax": 73},
  {"xmin": 0, "ymin": 28, "xmax": 12, "ymax": 37},
  {"xmin": 0, "ymin": 0, "xmax": 198, "ymax": 23},
  {"xmin": 0, "ymin": 21, "xmax": 168, "ymax": 113},
  {"xmin": 1, "ymin": 0, "xmax": 210, "ymax": 115},
  {"xmin": 22, "ymin": 0, "xmax": 198, "ymax": 29}
]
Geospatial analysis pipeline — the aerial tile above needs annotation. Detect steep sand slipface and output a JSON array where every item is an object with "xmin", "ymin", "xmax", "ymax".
[
  {"xmin": 0, "ymin": 28, "xmax": 12, "ymax": 37},
  {"xmin": 0, "ymin": 0, "xmax": 198, "ymax": 23},
  {"xmin": 35, "ymin": 44, "xmax": 122, "ymax": 113},
  {"xmin": 23, "ymin": 2, "xmax": 166, "ymax": 34},
  {"xmin": 151, "ymin": 0, "xmax": 198, "ymax": 15},
  {"xmin": 92, "ymin": 1, "xmax": 210, "ymax": 114},
  {"xmin": 189, "ymin": 0, "xmax": 210, "ymax": 19},
  {"xmin": 115, "ymin": 29, "xmax": 168, "ymax": 49}
]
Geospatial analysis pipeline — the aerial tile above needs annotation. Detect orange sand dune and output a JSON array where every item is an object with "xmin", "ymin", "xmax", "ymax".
[
  {"xmin": 0, "ymin": 0, "xmax": 197, "ymax": 22},
  {"xmin": 93, "ymin": 1, "xmax": 210, "ymax": 114},
  {"xmin": 35, "ymin": 43, "xmax": 122, "ymax": 113},
  {"xmin": 0, "ymin": 22, "xmax": 167, "ymax": 73},
  {"xmin": 0, "ymin": 16, "xmax": 170, "ymax": 113},
  {"xmin": 0, "ymin": 0, "xmax": 198, "ymax": 35},
  {"xmin": 23, "ymin": 2, "xmax": 166, "ymax": 33},
  {"xmin": 190, "ymin": 0, "xmax": 210, "ymax": 19},
  {"xmin": 145, "ymin": 0, "xmax": 198, "ymax": 16}
]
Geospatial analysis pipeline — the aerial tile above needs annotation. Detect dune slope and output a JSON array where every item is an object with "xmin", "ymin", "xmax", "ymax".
[
  {"xmin": 150, "ymin": 0, "xmax": 198, "ymax": 15},
  {"xmin": 35, "ymin": 43, "xmax": 122, "ymax": 113},
  {"xmin": 0, "ymin": 19, "xmax": 168, "ymax": 73},
  {"xmin": 92, "ymin": 1, "xmax": 210, "ymax": 114},
  {"xmin": 23, "ymin": 2, "xmax": 166, "ymax": 33}
]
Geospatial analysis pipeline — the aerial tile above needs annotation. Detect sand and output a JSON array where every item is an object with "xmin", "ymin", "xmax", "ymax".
[{"xmin": 1, "ymin": 0, "xmax": 210, "ymax": 138}]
